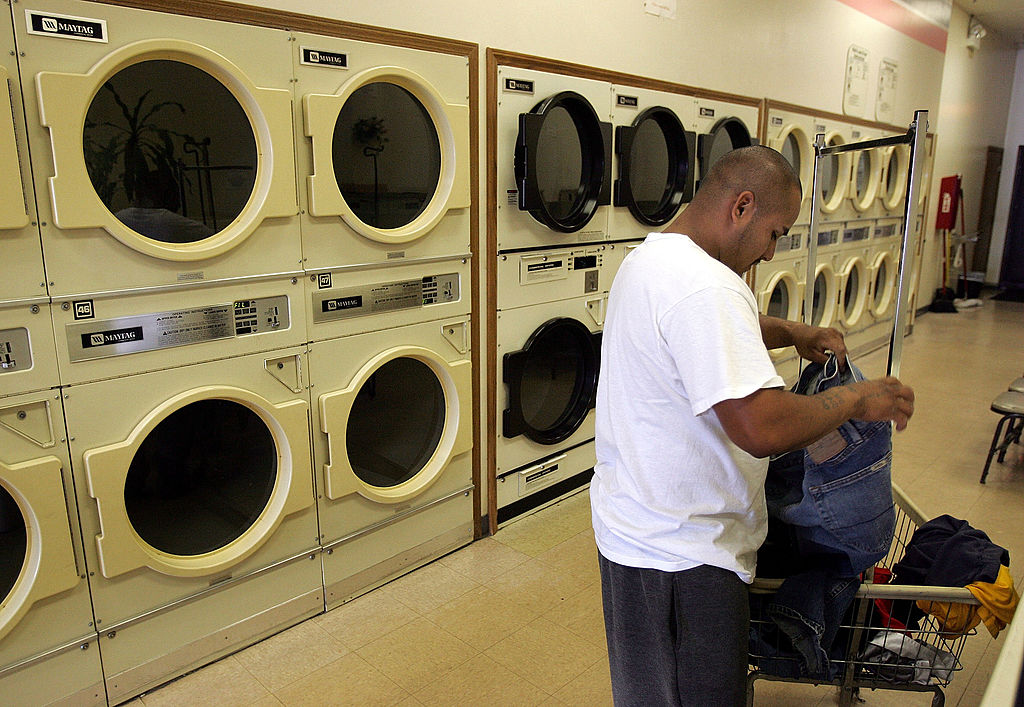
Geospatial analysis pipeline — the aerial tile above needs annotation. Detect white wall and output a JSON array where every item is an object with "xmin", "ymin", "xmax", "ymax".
[
  {"xmin": 924, "ymin": 6, "xmax": 1018, "ymax": 296},
  {"xmin": 987, "ymin": 49, "xmax": 1024, "ymax": 284}
]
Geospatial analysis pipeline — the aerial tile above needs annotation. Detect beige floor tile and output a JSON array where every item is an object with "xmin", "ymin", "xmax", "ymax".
[
  {"xmin": 745, "ymin": 676, "xmax": 828, "ymax": 706},
  {"xmin": 314, "ymin": 587, "xmax": 420, "ymax": 650},
  {"xmin": 536, "ymin": 530, "xmax": 601, "ymax": 584},
  {"xmin": 273, "ymin": 652, "xmax": 409, "ymax": 707},
  {"xmin": 355, "ymin": 617, "xmax": 477, "ymax": 694},
  {"xmin": 437, "ymin": 536, "xmax": 532, "ymax": 583},
  {"xmin": 541, "ymin": 579, "xmax": 606, "ymax": 649},
  {"xmin": 551, "ymin": 653, "xmax": 613, "ymax": 706},
  {"xmin": 235, "ymin": 619, "xmax": 349, "ymax": 692},
  {"xmin": 413, "ymin": 653, "xmax": 551, "ymax": 706},
  {"xmin": 139, "ymin": 656, "xmax": 272, "ymax": 707},
  {"xmin": 424, "ymin": 584, "xmax": 540, "ymax": 651},
  {"xmin": 487, "ymin": 557, "xmax": 593, "ymax": 614},
  {"xmin": 484, "ymin": 616, "xmax": 605, "ymax": 694},
  {"xmin": 378, "ymin": 559, "xmax": 481, "ymax": 614}
]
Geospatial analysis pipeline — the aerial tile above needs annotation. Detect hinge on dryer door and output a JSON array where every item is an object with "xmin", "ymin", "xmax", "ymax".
[{"xmin": 265, "ymin": 354, "xmax": 303, "ymax": 393}]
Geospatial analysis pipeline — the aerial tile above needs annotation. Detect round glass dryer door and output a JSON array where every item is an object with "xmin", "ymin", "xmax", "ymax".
[
  {"xmin": 882, "ymin": 145, "xmax": 910, "ymax": 212},
  {"xmin": 819, "ymin": 133, "xmax": 851, "ymax": 214},
  {"xmin": 332, "ymin": 83, "xmax": 441, "ymax": 230},
  {"xmin": 698, "ymin": 117, "xmax": 755, "ymax": 180},
  {"xmin": 614, "ymin": 107, "xmax": 695, "ymax": 226},
  {"xmin": 123, "ymin": 399, "xmax": 277, "ymax": 556},
  {"xmin": 852, "ymin": 149, "xmax": 882, "ymax": 212},
  {"xmin": 811, "ymin": 266, "xmax": 837, "ymax": 327},
  {"xmin": 515, "ymin": 91, "xmax": 612, "ymax": 233},
  {"xmin": 503, "ymin": 318, "xmax": 601, "ymax": 445},
  {"xmin": 345, "ymin": 357, "xmax": 446, "ymax": 489},
  {"xmin": 83, "ymin": 60, "xmax": 258, "ymax": 245},
  {"xmin": 0, "ymin": 485, "xmax": 26, "ymax": 604},
  {"xmin": 842, "ymin": 259, "xmax": 868, "ymax": 327}
]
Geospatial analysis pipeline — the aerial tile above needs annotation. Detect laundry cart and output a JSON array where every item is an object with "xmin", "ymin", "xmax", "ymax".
[{"xmin": 747, "ymin": 483, "xmax": 979, "ymax": 706}]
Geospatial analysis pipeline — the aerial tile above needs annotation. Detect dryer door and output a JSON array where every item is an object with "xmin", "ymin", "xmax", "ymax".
[
  {"xmin": 770, "ymin": 123, "xmax": 813, "ymax": 205},
  {"xmin": 503, "ymin": 317, "xmax": 601, "ymax": 445},
  {"xmin": 614, "ymin": 106, "xmax": 695, "ymax": 226},
  {"xmin": 881, "ymin": 145, "xmax": 910, "ymax": 214},
  {"xmin": 516, "ymin": 91, "xmax": 612, "ymax": 233},
  {"xmin": 319, "ymin": 344, "xmax": 472, "ymax": 504},
  {"xmin": 698, "ymin": 116, "xmax": 756, "ymax": 181},
  {"xmin": 83, "ymin": 385, "xmax": 313, "ymax": 578},
  {"xmin": 37, "ymin": 39, "xmax": 295, "ymax": 261},
  {"xmin": 851, "ymin": 147, "xmax": 883, "ymax": 214},
  {"xmin": 819, "ymin": 131, "xmax": 852, "ymax": 215},
  {"xmin": 870, "ymin": 251, "xmax": 898, "ymax": 318},
  {"xmin": 811, "ymin": 263, "xmax": 838, "ymax": 328},
  {"xmin": 840, "ymin": 257, "xmax": 870, "ymax": 328},
  {"xmin": 0, "ymin": 455, "xmax": 80, "ymax": 642},
  {"xmin": 304, "ymin": 66, "xmax": 469, "ymax": 242}
]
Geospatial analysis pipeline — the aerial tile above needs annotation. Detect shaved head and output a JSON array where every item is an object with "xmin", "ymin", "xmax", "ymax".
[{"xmin": 695, "ymin": 145, "xmax": 802, "ymax": 217}]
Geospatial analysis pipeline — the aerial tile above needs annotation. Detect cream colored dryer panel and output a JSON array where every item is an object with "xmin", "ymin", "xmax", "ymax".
[
  {"xmin": 16, "ymin": 0, "xmax": 300, "ymax": 296},
  {"xmin": 0, "ymin": 389, "xmax": 100, "ymax": 703},
  {"xmin": 304, "ymin": 257, "xmax": 471, "ymax": 343},
  {"xmin": 1, "ymin": 12, "xmax": 46, "ymax": 302},
  {"xmin": 309, "ymin": 317, "xmax": 473, "ymax": 542},
  {"xmin": 607, "ymin": 86, "xmax": 696, "ymax": 241},
  {"xmin": 496, "ymin": 67, "xmax": 612, "ymax": 251},
  {"xmin": 51, "ymin": 275, "xmax": 306, "ymax": 386},
  {"xmin": 63, "ymin": 345, "xmax": 318, "ymax": 626},
  {"xmin": 496, "ymin": 243, "xmax": 612, "ymax": 311},
  {"xmin": 0, "ymin": 301, "xmax": 60, "ymax": 398},
  {"xmin": 296, "ymin": 34, "xmax": 470, "ymax": 269}
]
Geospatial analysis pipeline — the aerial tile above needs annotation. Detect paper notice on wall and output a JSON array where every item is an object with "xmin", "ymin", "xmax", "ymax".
[
  {"xmin": 643, "ymin": 0, "xmax": 676, "ymax": 19},
  {"xmin": 843, "ymin": 45, "xmax": 869, "ymax": 117},
  {"xmin": 876, "ymin": 58, "xmax": 898, "ymax": 124}
]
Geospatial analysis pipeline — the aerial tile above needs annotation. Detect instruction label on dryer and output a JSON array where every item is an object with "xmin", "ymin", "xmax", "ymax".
[
  {"xmin": 65, "ymin": 296, "xmax": 289, "ymax": 362},
  {"xmin": 0, "ymin": 328, "xmax": 31, "ymax": 373},
  {"xmin": 313, "ymin": 273, "xmax": 460, "ymax": 323}
]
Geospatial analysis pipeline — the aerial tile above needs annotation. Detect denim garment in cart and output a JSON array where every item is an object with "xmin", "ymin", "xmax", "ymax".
[{"xmin": 765, "ymin": 353, "xmax": 895, "ymax": 578}]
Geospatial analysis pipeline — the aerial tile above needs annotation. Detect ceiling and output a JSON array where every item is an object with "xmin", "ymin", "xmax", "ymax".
[{"xmin": 956, "ymin": 0, "xmax": 1024, "ymax": 46}]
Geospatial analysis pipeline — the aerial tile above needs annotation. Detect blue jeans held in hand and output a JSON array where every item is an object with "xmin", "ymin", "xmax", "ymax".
[{"xmin": 766, "ymin": 353, "xmax": 895, "ymax": 578}]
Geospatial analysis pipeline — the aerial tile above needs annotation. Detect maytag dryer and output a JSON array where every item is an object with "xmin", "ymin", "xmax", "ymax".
[
  {"xmin": 606, "ymin": 85, "xmax": 696, "ymax": 240},
  {"xmin": 764, "ymin": 106, "xmax": 816, "ymax": 228},
  {"xmin": 693, "ymin": 95, "xmax": 759, "ymax": 187},
  {"xmin": 0, "ymin": 388, "xmax": 104, "ymax": 706},
  {"xmin": 495, "ymin": 67, "xmax": 612, "ymax": 251},
  {"xmin": 1, "ymin": 10, "xmax": 46, "ymax": 304},
  {"xmin": 16, "ymin": 0, "xmax": 300, "ymax": 297},
  {"xmin": 814, "ymin": 118, "xmax": 856, "ymax": 255},
  {"xmin": 494, "ymin": 245, "xmax": 610, "ymax": 525},
  {"xmin": 304, "ymin": 258, "xmax": 473, "ymax": 607},
  {"xmin": 879, "ymin": 144, "xmax": 911, "ymax": 219},
  {"xmin": 752, "ymin": 225, "xmax": 808, "ymax": 385},
  {"xmin": 296, "ymin": 33, "xmax": 470, "ymax": 271},
  {"xmin": 55, "ymin": 277, "xmax": 320, "ymax": 704},
  {"xmin": 847, "ymin": 126, "xmax": 886, "ymax": 225}
]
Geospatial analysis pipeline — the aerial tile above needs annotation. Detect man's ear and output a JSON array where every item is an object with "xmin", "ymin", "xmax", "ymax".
[{"xmin": 732, "ymin": 190, "xmax": 756, "ymax": 224}]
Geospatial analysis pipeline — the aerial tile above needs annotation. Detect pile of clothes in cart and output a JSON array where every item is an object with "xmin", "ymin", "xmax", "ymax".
[{"xmin": 748, "ymin": 354, "xmax": 1020, "ymax": 684}]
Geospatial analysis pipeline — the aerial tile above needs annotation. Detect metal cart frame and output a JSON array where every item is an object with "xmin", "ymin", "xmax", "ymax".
[{"xmin": 748, "ymin": 112, "xmax": 983, "ymax": 705}]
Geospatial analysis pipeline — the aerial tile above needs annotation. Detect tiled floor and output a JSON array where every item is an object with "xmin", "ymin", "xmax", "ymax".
[{"xmin": 130, "ymin": 296, "xmax": 1024, "ymax": 706}]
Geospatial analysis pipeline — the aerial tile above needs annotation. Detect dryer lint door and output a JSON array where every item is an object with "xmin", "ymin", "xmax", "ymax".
[
  {"xmin": 1, "ymin": 11, "xmax": 45, "ymax": 302},
  {"xmin": 693, "ymin": 98, "xmax": 759, "ymax": 186},
  {"xmin": 496, "ymin": 68, "xmax": 612, "ymax": 250},
  {"xmin": 0, "ymin": 392, "xmax": 92, "ymax": 661},
  {"xmin": 298, "ymin": 34, "xmax": 470, "ymax": 269},
  {"xmin": 313, "ymin": 318, "xmax": 473, "ymax": 539},
  {"xmin": 17, "ymin": 0, "xmax": 298, "ymax": 296},
  {"xmin": 80, "ymin": 374, "xmax": 313, "ymax": 584},
  {"xmin": 609, "ymin": 86, "xmax": 696, "ymax": 240}
]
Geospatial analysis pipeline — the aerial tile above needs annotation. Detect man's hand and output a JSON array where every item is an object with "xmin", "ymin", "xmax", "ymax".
[
  {"xmin": 849, "ymin": 377, "xmax": 915, "ymax": 431},
  {"xmin": 791, "ymin": 323, "xmax": 848, "ymax": 365}
]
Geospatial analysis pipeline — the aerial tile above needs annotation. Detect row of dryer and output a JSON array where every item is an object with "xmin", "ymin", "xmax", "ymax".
[
  {"xmin": 3, "ymin": 1, "xmax": 477, "ymax": 704},
  {"xmin": 490, "ymin": 65, "xmax": 763, "ymax": 523}
]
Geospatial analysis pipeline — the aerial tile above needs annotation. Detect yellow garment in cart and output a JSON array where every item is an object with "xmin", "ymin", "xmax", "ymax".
[{"xmin": 916, "ymin": 565, "xmax": 1019, "ymax": 637}]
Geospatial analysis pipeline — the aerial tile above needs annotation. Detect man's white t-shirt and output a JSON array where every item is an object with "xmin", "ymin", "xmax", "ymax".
[{"xmin": 590, "ymin": 232, "xmax": 784, "ymax": 583}]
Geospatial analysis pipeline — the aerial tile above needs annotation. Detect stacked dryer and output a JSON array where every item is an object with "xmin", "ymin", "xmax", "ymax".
[
  {"xmin": 1, "ymin": 7, "xmax": 104, "ymax": 703},
  {"xmin": 294, "ymin": 34, "xmax": 474, "ymax": 606},
  {"xmin": 757, "ymin": 105, "xmax": 816, "ymax": 384},
  {"xmin": 492, "ymin": 67, "xmax": 613, "ymax": 525},
  {"xmin": 15, "ymin": 1, "xmax": 322, "ymax": 701}
]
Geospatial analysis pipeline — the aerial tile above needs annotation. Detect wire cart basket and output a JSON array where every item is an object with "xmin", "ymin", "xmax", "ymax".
[{"xmin": 747, "ymin": 483, "xmax": 980, "ymax": 706}]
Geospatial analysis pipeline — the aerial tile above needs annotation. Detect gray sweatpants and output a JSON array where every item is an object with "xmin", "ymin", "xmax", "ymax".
[{"xmin": 598, "ymin": 554, "xmax": 749, "ymax": 707}]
